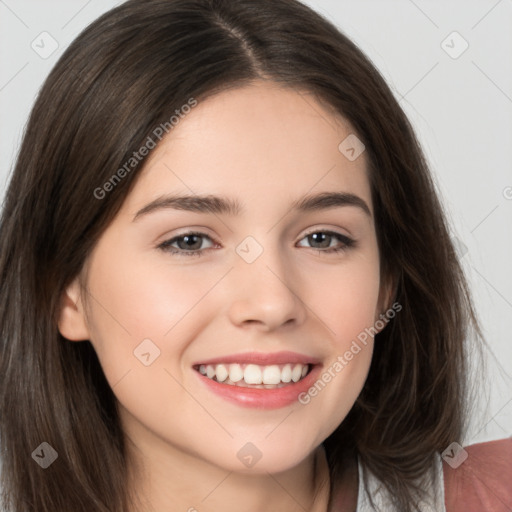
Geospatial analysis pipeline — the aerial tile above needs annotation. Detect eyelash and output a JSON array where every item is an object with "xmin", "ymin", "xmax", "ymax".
[{"xmin": 157, "ymin": 229, "xmax": 356, "ymax": 258}]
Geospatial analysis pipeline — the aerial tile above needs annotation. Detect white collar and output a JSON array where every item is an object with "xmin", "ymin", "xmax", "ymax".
[{"xmin": 355, "ymin": 452, "xmax": 446, "ymax": 511}]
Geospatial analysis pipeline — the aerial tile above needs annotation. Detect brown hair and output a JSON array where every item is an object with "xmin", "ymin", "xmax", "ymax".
[{"xmin": 0, "ymin": 0, "xmax": 484, "ymax": 510}]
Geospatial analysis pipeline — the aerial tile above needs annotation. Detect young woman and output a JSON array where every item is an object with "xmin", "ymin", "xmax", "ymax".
[{"xmin": 0, "ymin": 1, "xmax": 510, "ymax": 511}]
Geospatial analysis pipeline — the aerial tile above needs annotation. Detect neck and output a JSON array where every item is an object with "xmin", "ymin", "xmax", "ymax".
[{"xmin": 125, "ymin": 437, "xmax": 331, "ymax": 512}]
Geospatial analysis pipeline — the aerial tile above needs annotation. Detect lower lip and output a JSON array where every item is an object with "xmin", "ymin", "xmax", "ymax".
[{"xmin": 194, "ymin": 364, "xmax": 323, "ymax": 409}]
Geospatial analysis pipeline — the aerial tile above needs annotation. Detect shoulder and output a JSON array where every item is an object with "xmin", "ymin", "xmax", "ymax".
[{"xmin": 443, "ymin": 437, "xmax": 512, "ymax": 512}]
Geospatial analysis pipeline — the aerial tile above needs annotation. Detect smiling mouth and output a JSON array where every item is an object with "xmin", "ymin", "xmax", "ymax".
[{"xmin": 193, "ymin": 363, "xmax": 312, "ymax": 389}]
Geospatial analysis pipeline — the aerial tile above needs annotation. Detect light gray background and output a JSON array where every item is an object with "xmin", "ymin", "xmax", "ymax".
[{"xmin": 1, "ymin": 0, "xmax": 511, "ymax": 445}]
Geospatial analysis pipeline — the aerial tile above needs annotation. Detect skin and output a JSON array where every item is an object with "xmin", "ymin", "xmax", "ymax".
[{"xmin": 58, "ymin": 80, "xmax": 392, "ymax": 512}]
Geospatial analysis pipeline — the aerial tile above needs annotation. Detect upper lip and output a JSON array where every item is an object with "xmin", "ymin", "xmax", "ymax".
[{"xmin": 192, "ymin": 351, "xmax": 321, "ymax": 367}]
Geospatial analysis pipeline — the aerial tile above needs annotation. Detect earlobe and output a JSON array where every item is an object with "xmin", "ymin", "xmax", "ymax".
[{"xmin": 57, "ymin": 277, "xmax": 90, "ymax": 341}]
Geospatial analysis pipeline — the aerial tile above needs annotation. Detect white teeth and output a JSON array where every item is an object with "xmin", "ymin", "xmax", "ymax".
[
  {"xmin": 244, "ymin": 364, "xmax": 262, "ymax": 384},
  {"xmin": 229, "ymin": 363, "xmax": 244, "ymax": 382},
  {"xmin": 197, "ymin": 362, "xmax": 311, "ymax": 387},
  {"xmin": 291, "ymin": 364, "xmax": 303, "ymax": 382},
  {"xmin": 262, "ymin": 365, "xmax": 281, "ymax": 385},
  {"xmin": 215, "ymin": 364, "xmax": 228, "ymax": 382},
  {"xmin": 281, "ymin": 364, "xmax": 292, "ymax": 383}
]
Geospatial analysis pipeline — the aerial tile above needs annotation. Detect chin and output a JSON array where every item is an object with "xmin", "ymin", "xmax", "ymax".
[{"xmin": 202, "ymin": 436, "xmax": 319, "ymax": 475}]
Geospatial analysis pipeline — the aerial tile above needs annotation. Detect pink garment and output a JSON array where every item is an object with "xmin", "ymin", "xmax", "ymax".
[
  {"xmin": 443, "ymin": 437, "xmax": 512, "ymax": 512},
  {"xmin": 328, "ymin": 437, "xmax": 512, "ymax": 511}
]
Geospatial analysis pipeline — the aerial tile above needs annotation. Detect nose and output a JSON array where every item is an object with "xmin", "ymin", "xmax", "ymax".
[{"xmin": 226, "ymin": 244, "xmax": 307, "ymax": 332}]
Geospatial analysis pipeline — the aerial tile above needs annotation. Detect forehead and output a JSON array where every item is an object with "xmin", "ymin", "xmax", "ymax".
[{"xmin": 124, "ymin": 81, "xmax": 372, "ymax": 217}]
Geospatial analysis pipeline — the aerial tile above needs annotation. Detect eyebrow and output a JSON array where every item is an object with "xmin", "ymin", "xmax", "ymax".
[{"xmin": 132, "ymin": 191, "xmax": 372, "ymax": 221}]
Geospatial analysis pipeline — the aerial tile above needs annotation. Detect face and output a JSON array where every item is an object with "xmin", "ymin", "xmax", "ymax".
[{"xmin": 60, "ymin": 81, "xmax": 390, "ymax": 475}]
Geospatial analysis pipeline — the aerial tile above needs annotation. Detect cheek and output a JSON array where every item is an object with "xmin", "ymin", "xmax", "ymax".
[
  {"xmin": 295, "ymin": 254, "xmax": 381, "ymax": 442},
  {"xmin": 81, "ymin": 242, "xmax": 234, "ymax": 424},
  {"xmin": 78, "ymin": 250, "xmax": 168, "ymax": 391},
  {"xmin": 81, "ymin": 249, "xmax": 214, "ymax": 444},
  {"xmin": 83, "ymin": 245, "xmax": 214, "ymax": 358},
  {"xmin": 306, "ymin": 250, "xmax": 381, "ymax": 343}
]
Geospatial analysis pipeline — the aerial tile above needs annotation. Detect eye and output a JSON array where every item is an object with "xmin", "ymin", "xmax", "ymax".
[
  {"xmin": 158, "ymin": 231, "xmax": 216, "ymax": 258},
  {"xmin": 297, "ymin": 230, "xmax": 355, "ymax": 255}
]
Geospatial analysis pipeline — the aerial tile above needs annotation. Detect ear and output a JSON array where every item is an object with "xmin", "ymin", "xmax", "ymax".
[
  {"xmin": 57, "ymin": 277, "xmax": 90, "ymax": 341},
  {"xmin": 375, "ymin": 270, "xmax": 399, "ymax": 332}
]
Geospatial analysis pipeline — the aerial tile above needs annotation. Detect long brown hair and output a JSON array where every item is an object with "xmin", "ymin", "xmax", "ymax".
[{"xmin": 0, "ymin": 0, "xmax": 484, "ymax": 510}]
